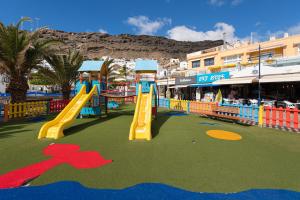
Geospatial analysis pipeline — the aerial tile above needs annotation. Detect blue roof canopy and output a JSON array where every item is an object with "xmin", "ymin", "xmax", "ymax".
[
  {"xmin": 78, "ymin": 60, "xmax": 104, "ymax": 72},
  {"xmin": 135, "ymin": 60, "xmax": 158, "ymax": 71},
  {"xmin": 190, "ymin": 83, "xmax": 219, "ymax": 88}
]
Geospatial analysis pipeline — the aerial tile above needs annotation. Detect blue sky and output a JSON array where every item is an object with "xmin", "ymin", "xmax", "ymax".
[{"xmin": 1, "ymin": 0, "xmax": 300, "ymax": 42}]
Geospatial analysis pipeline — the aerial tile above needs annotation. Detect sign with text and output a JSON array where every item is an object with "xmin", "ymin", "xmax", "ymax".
[
  {"xmin": 175, "ymin": 76, "xmax": 196, "ymax": 85},
  {"xmin": 196, "ymin": 72, "xmax": 230, "ymax": 83}
]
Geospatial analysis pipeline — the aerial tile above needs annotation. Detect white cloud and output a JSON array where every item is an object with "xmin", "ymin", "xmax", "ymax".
[
  {"xmin": 98, "ymin": 28, "xmax": 108, "ymax": 34},
  {"xmin": 255, "ymin": 21, "xmax": 261, "ymax": 27},
  {"xmin": 126, "ymin": 16, "xmax": 171, "ymax": 35},
  {"xmin": 265, "ymin": 23, "xmax": 300, "ymax": 39},
  {"xmin": 209, "ymin": 0, "xmax": 244, "ymax": 6},
  {"xmin": 208, "ymin": 0, "xmax": 225, "ymax": 6},
  {"xmin": 167, "ymin": 22, "xmax": 237, "ymax": 42},
  {"xmin": 239, "ymin": 22, "xmax": 300, "ymax": 43},
  {"xmin": 231, "ymin": 0, "xmax": 243, "ymax": 6},
  {"xmin": 242, "ymin": 32, "xmax": 265, "ymax": 43},
  {"xmin": 287, "ymin": 23, "xmax": 300, "ymax": 35}
]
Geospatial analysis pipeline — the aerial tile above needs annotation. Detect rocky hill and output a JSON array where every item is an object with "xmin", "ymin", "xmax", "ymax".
[{"xmin": 39, "ymin": 30, "xmax": 223, "ymax": 64}]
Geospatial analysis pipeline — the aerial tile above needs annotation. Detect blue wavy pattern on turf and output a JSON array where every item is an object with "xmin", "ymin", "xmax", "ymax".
[
  {"xmin": 1, "ymin": 182, "xmax": 300, "ymax": 200},
  {"xmin": 165, "ymin": 112, "xmax": 187, "ymax": 116},
  {"xmin": 27, "ymin": 116, "xmax": 46, "ymax": 122},
  {"xmin": 199, "ymin": 122, "xmax": 219, "ymax": 126}
]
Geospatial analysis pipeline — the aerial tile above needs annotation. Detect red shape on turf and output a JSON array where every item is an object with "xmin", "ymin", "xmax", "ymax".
[{"xmin": 0, "ymin": 144, "xmax": 112, "ymax": 189}]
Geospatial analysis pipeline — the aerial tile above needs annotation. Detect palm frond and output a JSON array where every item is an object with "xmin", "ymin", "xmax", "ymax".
[
  {"xmin": 15, "ymin": 17, "xmax": 31, "ymax": 30},
  {"xmin": 38, "ymin": 50, "xmax": 83, "ymax": 87}
]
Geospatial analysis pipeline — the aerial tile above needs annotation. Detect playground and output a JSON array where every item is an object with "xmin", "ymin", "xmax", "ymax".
[
  {"xmin": 1, "ymin": 60, "xmax": 300, "ymax": 199},
  {"xmin": 1, "ymin": 104, "xmax": 300, "ymax": 198}
]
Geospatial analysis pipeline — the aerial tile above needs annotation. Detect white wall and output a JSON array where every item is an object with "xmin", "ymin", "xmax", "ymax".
[
  {"xmin": 179, "ymin": 61, "xmax": 188, "ymax": 70},
  {"xmin": 0, "ymin": 74, "xmax": 8, "ymax": 93}
]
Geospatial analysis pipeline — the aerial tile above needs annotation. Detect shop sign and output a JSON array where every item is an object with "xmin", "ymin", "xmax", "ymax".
[
  {"xmin": 175, "ymin": 76, "xmax": 196, "ymax": 85},
  {"xmin": 196, "ymin": 72, "xmax": 229, "ymax": 83}
]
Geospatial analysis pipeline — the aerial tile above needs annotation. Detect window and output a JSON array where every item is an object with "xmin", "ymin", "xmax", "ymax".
[
  {"xmin": 248, "ymin": 51, "xmax": 274, "ymax": 62},
  {"xmin": 204, "ymin": 58, "xmax": 215, "ymax": 66},
  {"xmin": 260, "ymin": 52, "xmax": 273, "ymax": 60},
  {"xmin": 192, "ymin": 60, "xmax": 200, "ymax": 68},
  {"xmin": 224, "ymin": 55, "xmax": 242, "ymax": 65}
]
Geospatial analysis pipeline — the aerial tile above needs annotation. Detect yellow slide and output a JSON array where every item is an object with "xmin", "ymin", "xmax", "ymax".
[
  {"xmin": 129, "ymin": 84, "xmax": 153, "ymax": 141},
  {"xmin": 38, "ymin": 85, "xmax": 98, "ymax": 139}
]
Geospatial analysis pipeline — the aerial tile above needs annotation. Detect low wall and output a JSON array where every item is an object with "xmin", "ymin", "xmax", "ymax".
[
  {"xmin": 158, "ymin": 98, "xmax": 259, "ymax": 124},
  {"xmin": 0, "ymin": 99, "xmax": 70, "ymax": 122}
]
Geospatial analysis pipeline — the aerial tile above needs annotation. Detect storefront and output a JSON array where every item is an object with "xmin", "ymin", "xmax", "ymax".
[
  {"xmin": 213, "ymin": 76, "xmax": 258, "ymax": 100},
  {"xmin": 157, "ymin": 78, "xmax": 175, "ymax": 98},
  {"xmin": 191, "ymin": 72, "xmax": 230, "ymax": 102},
  {"xmin": 259, "ymin": 73, "xmax": 300, "ymax": 101},
  {"xmin": 173, "ymin": 76, "xmax": 196, "ymax": 100},
  {"xmin": 212, "ymin": 65, "xmax": 300, "ymax": 102}
]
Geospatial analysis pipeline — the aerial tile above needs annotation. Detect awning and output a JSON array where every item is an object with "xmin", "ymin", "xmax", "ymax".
[
  {"xmin": 213, "ymin": 77, "xmax": 257, "ymax": 85},
  {"xmin": 248, "ymin": 44, "xmax": 286, "ymax": 53},
  {"xmin": 168, "ymin": 85, "xmax": 189, "ymax": 89},
  {"xmin": 190, "ymin": 83, "xmax": 218, "ymax": 88},
  {"xmin": 157, "ymin": 82, "xmax": 175, "ymax": 86},
  {"xmin": 259, "ymin": 74, "xmax": 300, "ymax": 83},
  {"xmin": 157, "ymin": 79, "xmax": 175, "ymax": 86}
]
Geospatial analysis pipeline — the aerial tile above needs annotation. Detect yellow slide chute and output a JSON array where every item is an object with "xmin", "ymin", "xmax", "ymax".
[
  {"xmin": 129, "ymin": 84, "xmax": 153, "ymax": 141},
  {"xmin": 38, "ymin": 85, "xmax": 98, "ymax": 140}
]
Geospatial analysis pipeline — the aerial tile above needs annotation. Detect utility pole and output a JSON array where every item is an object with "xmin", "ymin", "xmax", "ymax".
[{"xmin": 258, "ymin": 44, "xmax": 261, "ymax": 105}]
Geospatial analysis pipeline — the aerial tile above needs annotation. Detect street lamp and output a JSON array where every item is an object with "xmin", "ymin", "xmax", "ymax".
[
  {"xmin": 258, "ymin": 44, "xmax": 261, "ymax": 106},
  {"xmin": 248, "ymin": 45, "xmax": 262, "ymax": 106}
]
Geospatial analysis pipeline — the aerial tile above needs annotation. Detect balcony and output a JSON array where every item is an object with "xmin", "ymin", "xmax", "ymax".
[{"xmin": 269, "ymin": 55, "xmax": 300, "ymax": 67}]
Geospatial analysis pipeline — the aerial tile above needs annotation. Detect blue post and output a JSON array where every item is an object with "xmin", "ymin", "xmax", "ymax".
[
  {"xmin": 0, "ymin": 103, "xmax": 3, "ymax": 121},
  {"xmin": 239, "ymin": 104, "xmax": 243, "ymax": 119},
  {"xmin": 243, "ymin": 105, "xmax": 248, "ymax": 121},
  {"xmin": 254, "ymin": 105, "xmax": 259, "ymax": 124},
  {"xmin": 159, "ymin": 98, "xmax": 163, "ymax": 108},
  {"xmin": 187, "ymin": 101, "xmax": 190, "ymax": 114},
  {"xmin": 249, "ymin": 105, "xmax": 253, "ymax": 121}
]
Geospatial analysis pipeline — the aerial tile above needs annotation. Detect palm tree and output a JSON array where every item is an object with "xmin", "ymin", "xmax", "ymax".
[
  {"xmin": 119, "ymin": 65, "xmax": 134, "ymax": 81},
  {"xmin": 36, "ymin": 50, "xmax": 83, "ymax": 100},
  {"xmin": 100, "ymin": 58, "xmax": 114, "ymax": 87},
  {"xmin": 107, "ymin": 64, "xmax": 124, "ymax": 83},
  {"xmin": 0, "ymin": 17, "xmax": 59, "ymax": 103},
  {"xmin": 119, "ymin": 65, "xmax": 127, "ymax": 80}
]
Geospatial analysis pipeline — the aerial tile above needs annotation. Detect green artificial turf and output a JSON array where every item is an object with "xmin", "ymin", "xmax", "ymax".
[{"xmin": 1, "ymin": 104, "xmax": 300, "ymax": 193}]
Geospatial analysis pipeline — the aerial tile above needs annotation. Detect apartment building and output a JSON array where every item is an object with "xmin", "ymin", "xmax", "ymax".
[
  {"xmin": 177, "ymin": 34, "xmax": 300, "ymax": 102},
  {"xmin": 187, "ymin": 33, "xmax": 300, "ymax": 74}
]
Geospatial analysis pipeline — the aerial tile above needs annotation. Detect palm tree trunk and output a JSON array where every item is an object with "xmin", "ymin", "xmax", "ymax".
[
  {"xmin": 61, "ymin": 84, "xmax": 71, "ymax": 100},
  {"xmin": 7, "ymin": 76, "xmax": 29, "ymax": 103}
]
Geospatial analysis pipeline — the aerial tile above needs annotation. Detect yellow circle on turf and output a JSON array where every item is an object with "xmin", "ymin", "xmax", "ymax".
[{"xmin": 206, "ymin": 130, "xmax": 242, "ymax": 141}]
